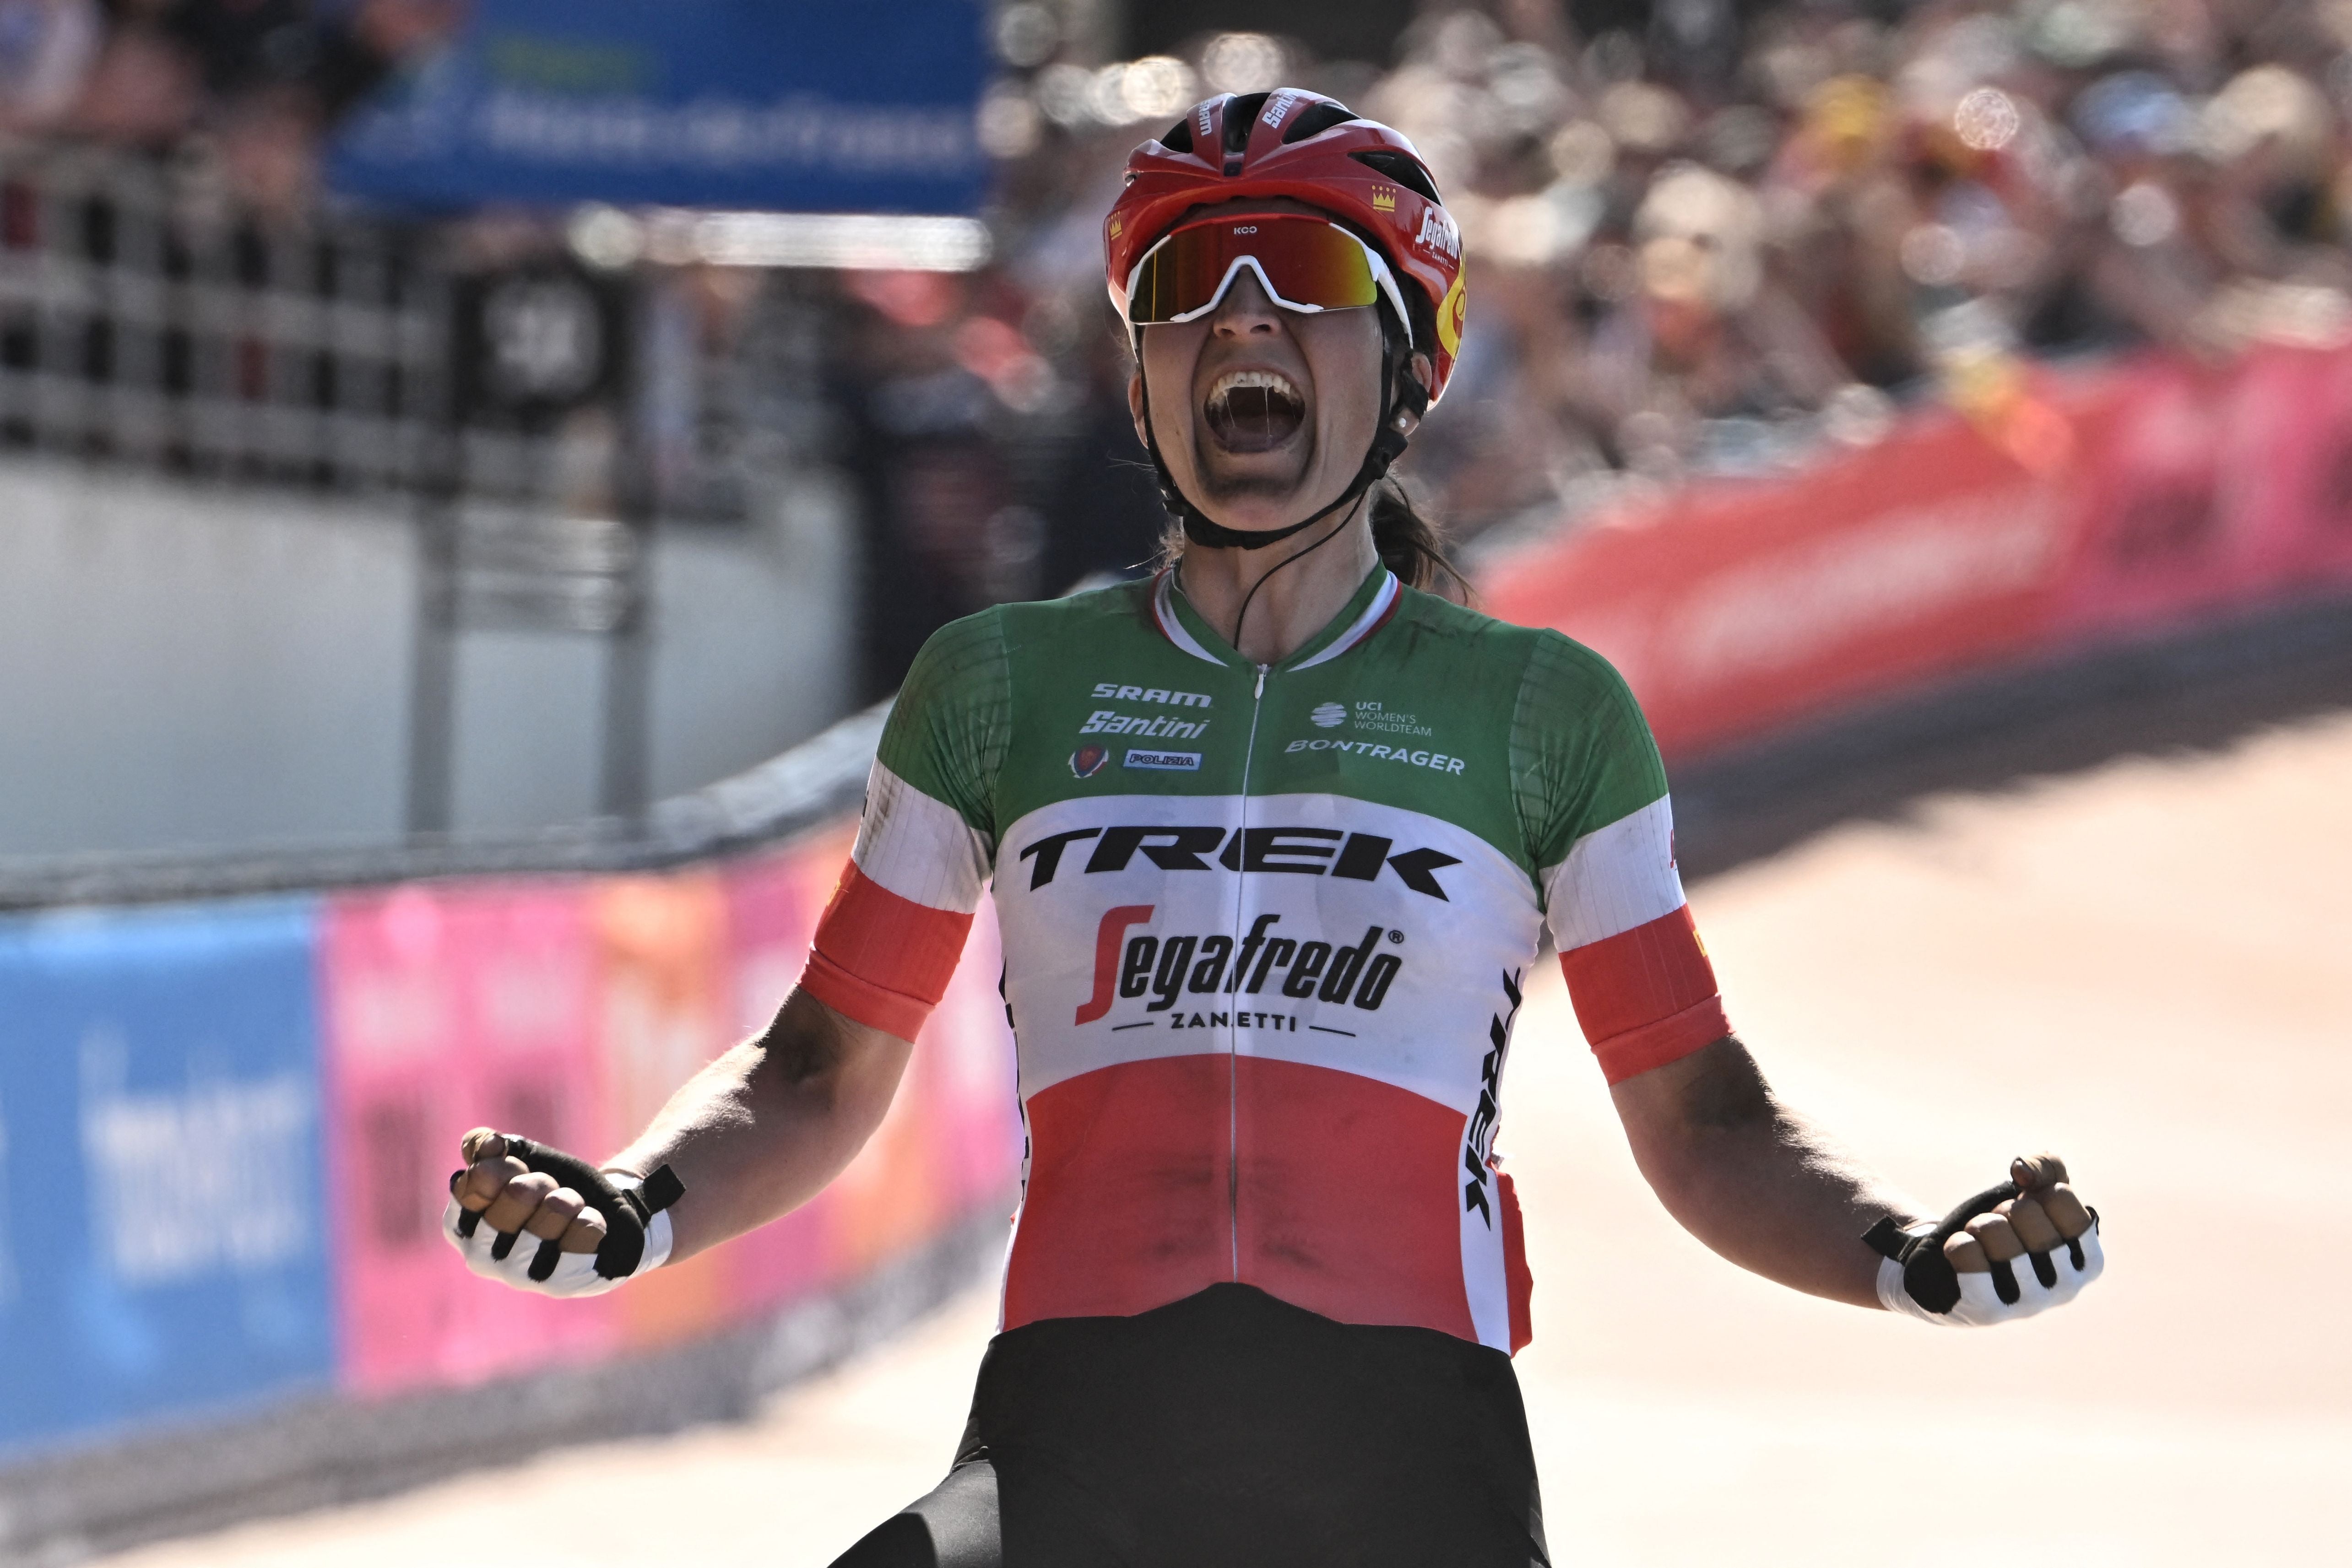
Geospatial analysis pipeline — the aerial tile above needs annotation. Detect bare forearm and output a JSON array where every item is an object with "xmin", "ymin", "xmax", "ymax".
[
  {"xmin": 607, "ymin": 989, "xmax": 911, "ymax": 1263},
  {"xmin": 1612, "ymin": 1036, "xmax": 1918, "ymax": 1307}
]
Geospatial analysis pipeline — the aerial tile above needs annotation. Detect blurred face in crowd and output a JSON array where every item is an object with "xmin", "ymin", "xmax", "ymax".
[{"xmin": 1129, "ymin": 200, "xmax": 1415, "ymax": 534}]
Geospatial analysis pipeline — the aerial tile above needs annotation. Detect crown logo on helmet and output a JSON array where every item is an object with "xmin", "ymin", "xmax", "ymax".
[{"xmin": 1370, "ymin": 187, "xmax": 1398, "ymax": 211}]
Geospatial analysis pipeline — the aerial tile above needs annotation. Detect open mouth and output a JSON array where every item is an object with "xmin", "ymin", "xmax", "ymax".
[{"xmin": 1203, "ymin": 370, "xmax": 1306, "ymax": 453}]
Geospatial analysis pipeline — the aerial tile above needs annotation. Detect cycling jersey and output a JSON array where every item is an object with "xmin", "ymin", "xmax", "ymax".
[{"xmin": 802, "ymin": 565, "xmax": 1728, "ymax": 1354}]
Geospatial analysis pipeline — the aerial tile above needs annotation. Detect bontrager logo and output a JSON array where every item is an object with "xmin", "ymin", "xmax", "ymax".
[
  {"xmin": 1019, "ymin": 825, "xmax": 1460, "ymax": 900},
  {"xmin": 1091, "ymin": 684, "xmax": 1211, "ymax": 707},
  {"xmin": 1284, "ymin": 738, "xmax": 1465, "ymax": 775},
  {"xmin": 1075, "ymin": 909, "xmax": 1403, "ymax": 1024}
]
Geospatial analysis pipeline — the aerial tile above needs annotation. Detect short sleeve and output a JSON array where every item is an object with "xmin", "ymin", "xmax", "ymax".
[
  {"xmin": 802, "ymin": 611, "xmax": 1011, "ymax": 1040},
  {"xmin": 1512, "ymin": 633, "xmax": 1729, "ymax": 1083}
]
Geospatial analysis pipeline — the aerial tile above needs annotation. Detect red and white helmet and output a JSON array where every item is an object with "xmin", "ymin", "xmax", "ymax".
[{"xmin": 1105, "ymin": 90, "xmax": 1468, "ymax": 406}]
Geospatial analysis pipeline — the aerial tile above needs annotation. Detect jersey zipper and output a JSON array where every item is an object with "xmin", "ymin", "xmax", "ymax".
[{"xmin": 1227, "ymin": 661, "xmax": 1269, "ymax": 1280}]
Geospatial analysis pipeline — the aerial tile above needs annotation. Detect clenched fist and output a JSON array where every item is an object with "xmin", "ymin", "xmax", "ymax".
[
  {"xmin": 443, "ymin": 1129, "xmax": 683, "ymax": 1298},
  {"xmin": 1867, "ymin": 1154, "xmax": 2103, "ymax": 1326}
]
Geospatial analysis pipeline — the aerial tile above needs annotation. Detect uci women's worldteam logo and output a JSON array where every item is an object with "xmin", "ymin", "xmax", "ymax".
[{"xmin": 1070, "ymin": 744, "xmax": 1109, "ymax": 779}]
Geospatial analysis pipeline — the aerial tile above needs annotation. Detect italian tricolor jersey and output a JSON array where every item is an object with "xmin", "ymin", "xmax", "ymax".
[{"xmin": 802, "ymin": 566, "xmax": 1729, "ymax": 1355}]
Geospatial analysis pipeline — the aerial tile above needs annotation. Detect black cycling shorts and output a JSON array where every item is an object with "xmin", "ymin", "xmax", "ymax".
[{"xmin": 829, "ymin": 1282, "xmax": 1550, "ymax": 1568}]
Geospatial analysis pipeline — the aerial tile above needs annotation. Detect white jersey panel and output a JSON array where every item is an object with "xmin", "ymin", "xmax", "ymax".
[
  {"xmin": 1539, "ymin": 794, "xmax": 1685, "ymax": 952},
  {"xmin": 993, "ymin": 790, "xmax": 1543, "ymax": 1112},
  {"xmin": 852, "ymin": 760, "xmax": 991, "ymax": 914}
]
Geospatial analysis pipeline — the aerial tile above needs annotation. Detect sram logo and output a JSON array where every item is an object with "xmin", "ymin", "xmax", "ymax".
[
  {"xmin": 1091, "ymin": 683, "xmax": 1212, "ymax": 708},
  {"xmin": 1075, "ymin": 909, "xmax": 1402, "ymax": 1024},
  {"xmin": 1018, "ymin": 824, "xmax": 1461, "ymax": 900}
]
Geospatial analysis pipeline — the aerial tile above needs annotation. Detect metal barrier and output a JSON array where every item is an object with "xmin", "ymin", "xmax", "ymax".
[
  {"xmin": 0, "ymin": 143, "xmax": 441, "ymax": 493},
  {"xmin": 0, "ymin": 141, "xmax": 814, "ymax": 519}
]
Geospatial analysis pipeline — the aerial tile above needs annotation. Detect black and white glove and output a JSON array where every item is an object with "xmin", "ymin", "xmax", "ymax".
[
  {"xmin": 1864, "ymin": 1179, "xmax": 2104, "ymax": 1327},
  {"xmin": 443, "ymin": 1134, "xmax": 684, "ymax": 1299}
]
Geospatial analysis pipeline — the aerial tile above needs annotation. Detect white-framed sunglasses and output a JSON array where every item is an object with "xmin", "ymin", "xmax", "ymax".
[{"xmin": 1123, "ymin": 213, "xmax": 1414, "ymax": 344}]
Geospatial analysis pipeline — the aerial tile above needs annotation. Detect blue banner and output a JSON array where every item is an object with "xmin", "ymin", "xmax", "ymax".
[
  {"xmin": 329, "ymin": 0, "xmax": 991, "ymax": 214},
  {"xmin": 0, "ymin": 901, "xmax": 332, "ymax": 1457}
]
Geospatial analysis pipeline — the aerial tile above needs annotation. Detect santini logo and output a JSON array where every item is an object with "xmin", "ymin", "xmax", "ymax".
[{"xmin": 1019, "ymin": 825, "xmax": 1460, "ymax": 900}]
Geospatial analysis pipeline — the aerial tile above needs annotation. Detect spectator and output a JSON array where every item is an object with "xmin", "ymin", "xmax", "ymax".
[{"xmin": 0, "ymin": 0, "xmax": 100, "ymax": 130}]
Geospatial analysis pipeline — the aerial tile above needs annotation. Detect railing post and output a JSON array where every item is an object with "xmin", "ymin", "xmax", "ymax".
[{"xmin": 599, "ymin": 282, "xmax": 653, "ymax": 824}]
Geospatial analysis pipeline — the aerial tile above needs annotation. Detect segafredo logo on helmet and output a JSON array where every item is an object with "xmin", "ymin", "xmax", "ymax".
[
  {"xmin": 1259, "ymin": 90, "xmax": 1300, "ymax": 129},
  {"xmin": 1018, "ymin": 824, "xmax": 1460, "ymax": 899},
  {"xmin": 1416, "ymin": 205, "xmax": 1460, "ymax": 260}
]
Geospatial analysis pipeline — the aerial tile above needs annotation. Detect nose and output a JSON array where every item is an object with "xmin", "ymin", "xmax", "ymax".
[{"xmin": 1209, "ymin": 266, "xmax": 1284, "ymax": 338}]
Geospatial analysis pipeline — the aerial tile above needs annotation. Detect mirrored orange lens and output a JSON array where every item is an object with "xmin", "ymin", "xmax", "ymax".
[{"xmin": 1129, "ymin": 216, "xmax": 1380, "ymax": 323}]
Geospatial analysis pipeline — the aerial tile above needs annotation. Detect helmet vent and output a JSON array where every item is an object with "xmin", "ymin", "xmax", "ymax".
[
  {"xmin": 1349, "ymin": 149, "xmax": 1442, "ymax": 204},
  {"xmin": 1223, "ymin": 92, "xmax": 1272, "ymax": 156},
  {"xmin": 1159, "ymin": 115, "xmax": 1194, "ymax": 153},
  {"xmin": 1281, "ymin": 101, "xmax": 1358, "ymax": 143}
]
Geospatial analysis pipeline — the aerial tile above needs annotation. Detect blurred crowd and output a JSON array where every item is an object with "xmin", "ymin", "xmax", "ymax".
[
  {"xmin": 5, "ymin": 0, "xmax": 2351, "ymax": 689},
  {"xmin": 969, "ymin": 0, "xmax": 2352, "ymax": 558},
  {"xmin": 0, "ymin": 0, "xmax": 458, "ymax": 209}
]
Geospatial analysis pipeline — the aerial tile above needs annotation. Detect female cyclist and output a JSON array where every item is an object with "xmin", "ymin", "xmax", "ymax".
[{"xmin": 444, "ymin": 91, "xmax": 2103, "ymax": 1567}]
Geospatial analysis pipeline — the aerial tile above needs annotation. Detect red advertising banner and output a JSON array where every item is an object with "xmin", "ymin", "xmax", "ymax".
[
  {"xmin": 1480, "ymin": 345, "xmax": 2352, "ymax": 761},
  {"xmin": 2055, "ymin": 345, "xmax": 2352, "ymax": 642},
  {"xmin": 1485, "ymin": 407, "xmax": 2069, "ymax": 756},
  {"xmin": 323, "ymin": 883, "xmax": 615, "ymax": 1395}
]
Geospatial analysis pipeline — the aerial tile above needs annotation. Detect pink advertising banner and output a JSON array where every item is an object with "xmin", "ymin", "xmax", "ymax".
[
  {"xmin": 320, "ymin": 822, "xmax": 1024, "ymax": 1398},
  {"xmin": 323, "ymin": 882, "xmax": 616, "ymax": 1395}
]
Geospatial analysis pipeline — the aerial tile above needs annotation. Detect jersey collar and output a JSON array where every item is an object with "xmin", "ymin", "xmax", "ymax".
[{"xmin": 1152, "ymin": 563, "xmax": 1400, "ymax": 672}]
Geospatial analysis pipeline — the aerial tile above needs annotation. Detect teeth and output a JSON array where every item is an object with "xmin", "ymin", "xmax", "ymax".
[{"xmin": 1208, "ymin": 370, "xmax": 1302, "ymax": 411}]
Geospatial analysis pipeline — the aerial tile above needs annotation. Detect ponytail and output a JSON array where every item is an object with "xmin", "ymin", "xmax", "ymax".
[{"xmin": 1368, "ymin": 475, "xmax": 1466, "ymax": 599}]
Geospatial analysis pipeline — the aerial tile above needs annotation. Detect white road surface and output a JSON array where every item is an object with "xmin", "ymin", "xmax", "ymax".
[{"xmin": 105, "ymin": 712, "xmax": 2352, "ymax": 1566}]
